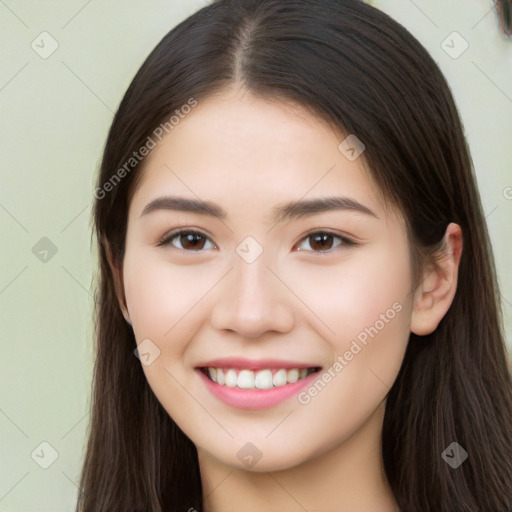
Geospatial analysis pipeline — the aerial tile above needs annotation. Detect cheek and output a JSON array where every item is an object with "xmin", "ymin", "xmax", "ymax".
[
  {"xmin": 122, "ymin": 249, "xmax": 210, "ymax": 345},
  {"xmin": 286, "ymin": 242, "xmax": 412, "ymax": 350},
  {"xmin": 122, "ymin": 248, "xmax": 211, "ymax": 417},
  {"xmin": 288, "ymin": 246, "xmax": 412, "ymax": 445}
]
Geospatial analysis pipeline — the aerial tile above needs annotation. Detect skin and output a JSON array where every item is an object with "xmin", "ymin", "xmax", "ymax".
[{"xmin": 110, "ymin": 85, "xmax": 462, "ymax": 511}]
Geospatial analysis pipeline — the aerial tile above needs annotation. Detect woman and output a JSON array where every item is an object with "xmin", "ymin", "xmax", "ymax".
[{"xmin": 77, "ymin": 0, "xmax": 512, "ymax": 510}]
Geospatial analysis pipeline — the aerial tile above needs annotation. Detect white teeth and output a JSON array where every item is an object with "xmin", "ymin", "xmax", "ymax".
[
  {"xmin": 237, "ymin": 369, "xmax": 255, "ymax": 389},
  {"xmin": 208, "ymin": 367, "xmax": 217, "ymax": 382},
  {"xmin": 272, "ymin": 369, "xmax": 287, "ymax": 387},
  {"xmin": 287, "ymin": 368, "xmax": 299, "ymax": 383},
  {"xmin": 204, "ymin": 367, "xmax": 316, "ymax": 389},
  {"xmin": 225, "ymin": 369, "xmax": 238, "ymax": 387},
  {"xmin": 255, "ymin": 369, "xmax": 273, "ymax": 389}
]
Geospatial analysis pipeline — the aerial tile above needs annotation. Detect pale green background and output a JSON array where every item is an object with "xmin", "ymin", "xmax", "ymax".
[{"xmin": 1, "ymin": 1, "xmax": 511, "ymax": 510}]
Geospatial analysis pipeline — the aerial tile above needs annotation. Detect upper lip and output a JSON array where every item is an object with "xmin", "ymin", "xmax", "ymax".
[{"xmin": 196, "ymin": 357, "xmax": 321, "ymax": 370}]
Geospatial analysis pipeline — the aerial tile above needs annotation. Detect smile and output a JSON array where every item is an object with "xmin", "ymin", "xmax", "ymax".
[
  {"xmin": 200, "ymin": 367, "xmax": 318, "ymax": 389},
  {"xmin": 196, "ymin": 361, "xmax": 322, "ymax": 410}
]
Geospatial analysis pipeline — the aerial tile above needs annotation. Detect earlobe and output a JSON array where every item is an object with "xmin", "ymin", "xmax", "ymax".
[
  {"xmin": 105, "ymin": 242, "xmax": 132, "ymax": 325},
  {"xmin": 410, "ymin": 223, "xmax": 463, "ymax": 336}
]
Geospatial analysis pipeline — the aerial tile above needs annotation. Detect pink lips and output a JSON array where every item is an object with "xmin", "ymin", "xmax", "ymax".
[{"xmin": 196, "ymin": 358, "xmax": 321, "ymax": 410}]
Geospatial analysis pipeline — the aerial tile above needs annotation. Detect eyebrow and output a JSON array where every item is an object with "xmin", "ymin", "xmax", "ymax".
[{"xmin": 139, "ymin": 195, "xmax": 378, "ymax": 224}]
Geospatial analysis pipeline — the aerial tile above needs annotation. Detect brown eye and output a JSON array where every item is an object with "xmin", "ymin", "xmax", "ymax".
[
  {"xmin": 178, "ymin": 232, "xmax": 207, "ymax": 250},
  {"xmin": 295, "ymin": 231, "xmax": 356, "ymax": 253},
  {"xmin": 309, "ymin": 233, "xmax": 335, "ymax": 251},
  {"xmin": 157, "ymin": 230, "xmax": 216, "ymax": 252}
]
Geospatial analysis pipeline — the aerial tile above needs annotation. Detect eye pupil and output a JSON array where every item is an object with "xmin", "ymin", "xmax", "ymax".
[
  {"xmin": 310, "ymin": 234, "xmax": 333, "ymax": 251},
  {"xmin": 181, "ymin": 233, "xmax": 205, "ymax": 250}
]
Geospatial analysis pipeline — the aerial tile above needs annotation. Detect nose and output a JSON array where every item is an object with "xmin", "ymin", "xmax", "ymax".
[{"xmin": 209, "ymin": 254, "xmax": 295, "ymax": 338}]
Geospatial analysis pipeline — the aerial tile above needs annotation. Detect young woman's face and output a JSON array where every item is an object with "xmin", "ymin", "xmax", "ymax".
[{"xmin": 120, "ymin": 87, "xmax": 415, "ymax": 471}]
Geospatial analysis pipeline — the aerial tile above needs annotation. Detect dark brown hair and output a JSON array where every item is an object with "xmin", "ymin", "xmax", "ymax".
[{"xmin": 78, "ymin": 1, "xmax": 512, "ymax": 510}]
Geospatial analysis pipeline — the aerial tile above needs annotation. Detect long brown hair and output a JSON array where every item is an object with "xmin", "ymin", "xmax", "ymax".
[{"xmin": 77, "ymin": 1, "xmax": 512, "ymax": 510}]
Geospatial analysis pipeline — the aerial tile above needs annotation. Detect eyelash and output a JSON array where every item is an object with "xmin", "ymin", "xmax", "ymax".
[{"xmin": 156, "ymin": 228, "xmax": 358, "ymax": 255}]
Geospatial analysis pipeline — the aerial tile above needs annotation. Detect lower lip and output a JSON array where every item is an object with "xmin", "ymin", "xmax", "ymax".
[{"xmin": 197, "ymin": 369, "xmax": 319, "ymax": 410}]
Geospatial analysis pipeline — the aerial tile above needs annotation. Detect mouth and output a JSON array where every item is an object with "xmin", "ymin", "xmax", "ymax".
[
  {"xmin": 195, "ymin": 361, "xmax": 323, "ymax": 410},
  {"xmin": 198, "ymin": 366, "xmax": 321, "ymax": 390}
]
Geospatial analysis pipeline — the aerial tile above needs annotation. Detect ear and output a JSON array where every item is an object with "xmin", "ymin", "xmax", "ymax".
[
  {"xmin": 410, "ymin": 223, "xmax": 463, "ymax": 336},
  {"xmin": 105, "ymin": 242, "xmax": 132, "ymax": 325}
]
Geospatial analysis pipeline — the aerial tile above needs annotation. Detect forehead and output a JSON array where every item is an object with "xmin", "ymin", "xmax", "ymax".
[{"xmin": 129, "ymin": 88, "xmax": 386, "ymax": 219}]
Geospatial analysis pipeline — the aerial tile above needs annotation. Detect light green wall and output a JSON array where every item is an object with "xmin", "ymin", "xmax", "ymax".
[{"xmin": 1, "ymin": 1, "xmax": 510, "ymax": 510}]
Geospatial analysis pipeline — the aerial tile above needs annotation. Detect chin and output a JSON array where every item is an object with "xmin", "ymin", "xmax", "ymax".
[{"xmin": 206, "ymin": 439, "xmax": 321, "ymax": 473}]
